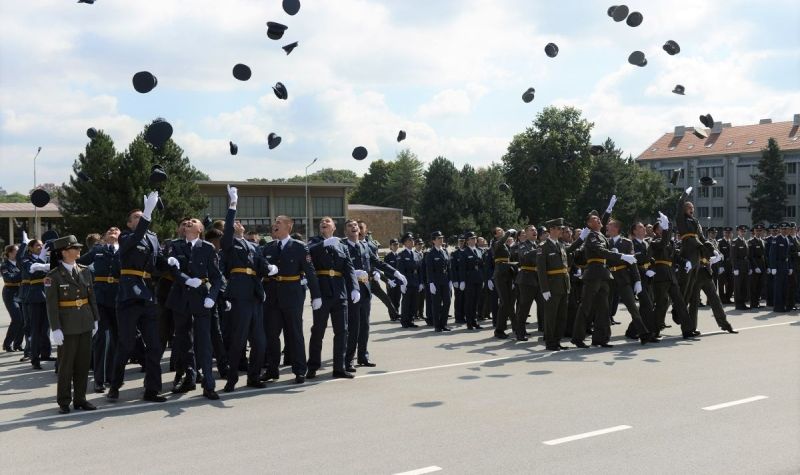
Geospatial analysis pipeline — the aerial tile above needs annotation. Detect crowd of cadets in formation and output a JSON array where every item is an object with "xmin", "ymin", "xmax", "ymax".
[{"xmin": 0, "ymin": 185, "xmax": 798, "ymax": 410}]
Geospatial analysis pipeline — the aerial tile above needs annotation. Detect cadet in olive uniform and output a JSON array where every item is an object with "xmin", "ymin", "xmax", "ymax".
[
  {"xmin": 748, "ymin": 224, "xmax": 767, "ymax": 308},
  {"xmin": 690, "ymin": 241, "xmax": 738, "ymax": 334},
  {"xmin": 732, "ymin": 225, "xmax": 751, "ymax": 310},
  {"xmin": 537, "ymin": 219, "xmax": 574, "ymax": 351},
  {"xmin": 425, "ymin": 231, "xmax": 452, "ymax": 332},
  {"xmin": 492, "ymin": 228, "xmax": 518, "ymax": 339},
  {"xmin": 649, "ymin": 214, "xmax": 693, "ymax": 338},
  {"xmin": 717, "ymin": 227, "xmax": 735, "ymax": 303},
  {"xmin": 457, "ymin": 231, "xmax": 484, "ymax": 330},
  {"xmin": 675, "ymin": 187, "xmax": 706, "ymax": 305},
  {"xmin": 513, "ymin": 226, "xmax": 540, "ymax": 341},
  {"xmin": 397, "ymin": 233, "xmax": 423, "ymax": 328},
  {"xmin": 46, "ymin": 235, "xmax": 100, "ymax": 413}
]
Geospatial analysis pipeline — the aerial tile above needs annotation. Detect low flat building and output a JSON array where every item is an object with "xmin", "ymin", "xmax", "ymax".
[
  {"xmin": 636, "ymin": 115, "xmax": 800, "ymax": 228},
  {"xmin": 0, "ymin": 203, "xmax": 62, "ymax": 247},
  {"xmin": 347, "ymin": 204, "xmax": 404, "ymax": 246}
]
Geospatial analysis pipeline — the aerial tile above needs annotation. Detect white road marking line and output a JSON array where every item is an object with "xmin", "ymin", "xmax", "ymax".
[
  {"xmin": 393, "ymin": 466, "xmax": 442, "ymax": 475},
  {"xmin": 543, "ymin": 425, "xmax": 632, "ymax": 445},
  {"xmin": 0, "ymin": 320, "xmax": 795, "ymax": 428},
  {"xmin": 702, "ymin": 395, "xmax": 768, "ymax": 411}
]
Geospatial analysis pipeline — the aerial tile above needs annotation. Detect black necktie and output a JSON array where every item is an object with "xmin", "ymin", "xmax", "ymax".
[{"xmin": 72, "ymin": 268, "xmax": 80, "ymax": 282}]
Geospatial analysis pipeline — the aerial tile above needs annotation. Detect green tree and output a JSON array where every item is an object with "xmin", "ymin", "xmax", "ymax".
[
  {"xmin": 501, "ymin": 106, "xmax": 593, "ymax": 225},
  {"xmin": 748, "ymin": 137, "xmax": 788, "ymax": 223},
  {"xmin": 0, "ymin": 192, "xmax": 28, "ymax": 203},
  {"xmin": 468, "ymin": 164, "xmax": 521, "ymax": 236},
  {"xmin": 286, "ymin": 168, "xmax": 360, "ymax": 184},
  {"xmin": 416, "ymin": 157, "xmax": 465, "ymax": 237},
  {"xmin": 349, "ymin": 159, "xmax": 394, "ymax": 206},
  {"xmin": 385, "ymin": 149, "xmax": 424, "ymax": 215}
]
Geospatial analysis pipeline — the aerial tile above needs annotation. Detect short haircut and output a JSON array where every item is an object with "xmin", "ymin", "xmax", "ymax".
[
  {"xmin": 127, "ymin": 209, "xmax": 142, "ymax": 222},
  {"xmin": 85, "ymin": 233, "xmax": 102, "ymax": 248},
  {"xmin": 205, "ymin": 228, "xmax": 223, "ymax": 241}
]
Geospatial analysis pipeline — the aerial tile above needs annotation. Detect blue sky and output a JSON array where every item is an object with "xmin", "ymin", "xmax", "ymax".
[{"xmin": 1, "ymin": 0, "xmax": 799, "ymax": 193}]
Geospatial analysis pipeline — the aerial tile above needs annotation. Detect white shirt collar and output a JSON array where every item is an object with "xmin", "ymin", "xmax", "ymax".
[
  {"xmin": 280, "ymin": 236, "xmax": 291, "ymax": 248},
  {"xmin": 61, "ymin": 261, "xmax": 75, "ymax": 273},
  {"xmin": 549, "ymin": 237, "xmax": 559, "ymax": 246},
  {"xmin": 348, "ymin": 238, "xmax": 360, "ymax": 246},
  {"xmin": 186, "ymin": 237, "xmax": 200, "ymax": 247}
]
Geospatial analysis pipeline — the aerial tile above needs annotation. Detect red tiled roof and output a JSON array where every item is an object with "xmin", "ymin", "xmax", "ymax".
[{"xmin": 636, "ymin": 120, "xmax": 800, "ymax": 161}]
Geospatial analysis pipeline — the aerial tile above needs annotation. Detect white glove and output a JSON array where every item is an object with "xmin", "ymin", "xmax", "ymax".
[
  {"xmin": 387, "ymin": 279, "xmax": 397, "ymax": 288},
  {"xmin": 351, "ymin": 289, "xmax": 361, "ymax": 303},
  {"xmin": 429, "ymin": 283, "xmax": 437, "ymax": 295},
  {"xmin": 225, "ymin": 300, "xmax": 232, "ymax": 312},
  {"xmin": 459, "ymin": 282, "xmax": 465, "ymax": 290},
  {"xmin": 542, "ymin": 291, "xmax": 551, "ymax": 301},
  {"xmin": 733, "ymin": 269, "xmax": 739, "ymax": 276},
  {"xmin": 790, "ymin": 269, "xmax": 794, "ymax": 276},
  {"xmin": 355, "ymin": 269, "xmax": 368, "ymax": 279},
  {"xmin": 300, "ymin": 277, "xmax": 307, "ymax": 287},
  {"xmin": 579, "ymin": 227, "xmax": 589, "ymax": 240},
  {"xmin": 323, "ymin": 237, "xmax": 339, "ymax": 247},
  {"xmin": 92, "ymin": 321, "xmax": 98, "ymax": 337},
  {"xmin": 167, "ymin": 256, "xmax": 179, "ymax": 268},
  {"xmin": 755, "ymin": 268, "xmax": 761, "ymax": 274},
  {"xmin": 685, "ymin": 186, "xmax": 693, "ymax": 195},
  {"xmin": 574, "ymin": 268, "xmax": 582, "ymax": 277},
  {"xmin": 747, "ymin": 269, "xmax": 752, "ymax": 276},
  {"xmin": 267, "ymin": 264, "xmax": 279, "ymax": 276},
  {"xmin": 400, "ymin": 284, "xmax": 407, "ymax": 294},
  {"xmin": 633, "ymin": 281, "xmax": 642, "ymax": 295},
  {"xmin": 37, "ymin": 245, "xmax": 49, "ymax": 262},
  {"xmin": 373, "ymin": 270, "xmax": 381, "ymax": 281},
  {"xmin": 710, "ymin": 255, "xmax": 723, "ymax": 265},
  {"xmin": 312, "ymin": 298, "xmax": 322, "ymax": 310},
  {"xmin": 658, "ymin": 211, "xmax": 669, "ymax": 231},
  {"xmin": 418, "ymin": 283, "xmax": 424, "ymax": 292},
  {"xmin": 507, "ymin": 228, "xmax": 517, "ymax": 235},
  {"xmin": 50, "ymin": 329, "xmax": 64, "ymax": 346},
  {"xmin": 142, "ymin": 190, "xmax": 159, "ymax": 221},
  {"xmin": 645, "ymin": 270, "xmax": 655, "ymax": 278},
  {"xmin": 393, "ymin": 271, "xmax": 407, "ymax": 285},
  {"xmin": 185, "ymin": 277, "xmax": 202, "ymax": 288},
  {"xmin": 22, "ymin": 230, "xmax": 30, "ymax": 244},
  {"xmin": 621, "ymin": 254, "xmax": 636, "ymax": 265},
  {"xmin": 227, "ymin": 185, "xmax": 238, "ymax": 208},
  {"xmin": 684, "ymin": 261, "xmax": 692, "ymax": 273},
  {"xmin": 718, "ymin": 267, "xmax": 725, "ymax": 275},
  {"xmin": 30, "ymin": 263, "xmax": 50, "ymax": 273},
  {"xmin": 770, "ymin": 269, "xmax": 777, "ymax": 275},
  {"xmin": 203, "ymin": 297, "xmax": 215, "ymax": 308},
  {"xmin": 487, "ymin": 280, "xmax": 494, "ymax": 291},
  {"xmin": 606, "ymin": 194, "xmax": 617, "ymax": 213}
]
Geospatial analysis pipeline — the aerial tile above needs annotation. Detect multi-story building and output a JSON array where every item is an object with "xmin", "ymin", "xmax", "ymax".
[{"xmin": 636, "ymin": 115, "xmax": 800, "ymax": 228}]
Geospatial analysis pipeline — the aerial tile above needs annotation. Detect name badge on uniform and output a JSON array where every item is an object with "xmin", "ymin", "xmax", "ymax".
[
  {"xmin": 234, "ymin": 245, "xmax": 244, "ymax": 250},
  {"xmin": 549, "ymin": 252, "xmax": 556, "ymax": 256}
]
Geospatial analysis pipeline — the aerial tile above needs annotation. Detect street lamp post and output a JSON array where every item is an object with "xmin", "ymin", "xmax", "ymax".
[{"xmin": 305, "ymin": 157, "xmax": 318, "ymax": 237}]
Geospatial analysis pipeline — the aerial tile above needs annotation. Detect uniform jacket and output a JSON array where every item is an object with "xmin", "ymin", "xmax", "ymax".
[
  {"xmin": 768, "ymin": 235, "xmax": 792, "ymax": 271},
  {"xmin": 308, "ymin": 236, "xmax": 358, "ymax": 300},
  {"xmin": 20, "ymin": 251, "xmax": 47, "ymax": 304},
  {"xmin": 536, "ymin": 238, "xmax": 570, "ymax": 295},
  {"xmin": 748, "ymin": 237, "xmax": 766, "ymax": 272},
  {"xmin": 166, "ymin": 238, "xmax": 224, "ymax": 316},
  {"xmin": 343, "ymin": 238, "xmax": 396, "ymax": 296},
  {"xmin": 717, "ymin": 238, "xmax": 733, "ymax": 265},
  {"xmin": 77, "ymin": 243, "xmax": 120, "ymax": 307},
  {"xmin": 458, "ymin": 246, "xmax": 485, "ymax": 285},
  {"xmin": 492, "ymin": 231, "xmax": 517, "ymax": 279},
  {"xmin": 632, "ymin": 238, "xmax": 653, "ymax": 275},
  {"xmin": 45, "ymin": 263, "xmax": 99, "ymax": 335},
  {"xmin": 117, "ymin": 217, "xmax": 165, "ymax": 304},
  {"xmin": 675, "ymin": 191, "xmax": 706, "ymax": 259},
  {"xmin": 425, "ymin": 246, "xmax": 451, "ymax": 286},
  {"xmin": 2, "ymin": 260, "xmax": 22, "ymax": 298},
  {"xmin": 384, "ymin": 251, "xmax": 399, "ymax": 284},
  {"xmin": 515, "ymin": 240, "xmax": 540, "ymax": 287},
  {"xmin": 732, "ymin": 236, "xmax": 750, "ymax": 272},
  {"xmin": 449, "ymin": 247, "xmax": 462, "ymax": 283},
  {"xmin": 260, "ymin": 237, "xmax": 321, "ymax": 305},
  {"xmin": 396, "ymin": 247, "xmax": 423, "ymax": 287},
  {"xmin": 608, "ymin": 236, "xmax": 641, "ymax": 285},
  {"xmin": 581, "ymin": 231, "xmax": 627, "ymax": 281},
  {"xmin": 649, "ymin": 234, "xmax": 679, "ymax": 284},
  {"xmin": 221, "ymin": 208, "xmax": 266, "ymax": 302}
]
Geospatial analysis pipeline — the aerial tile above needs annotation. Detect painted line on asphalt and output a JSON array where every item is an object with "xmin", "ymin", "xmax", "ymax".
[
  {"xmin": 393, "ymin": 466, "xmax": 442, "ymax": 475},
  {"xmin": 702, "ymin": 395, "xmax": 768, "ymax": 411},
  {"xmin": 543, "ymin": 425, "xmax": 632, "ymax": 446},
  {"xmin": 0, "ymin": 320, "xmax": 795, "ymax": 428}
]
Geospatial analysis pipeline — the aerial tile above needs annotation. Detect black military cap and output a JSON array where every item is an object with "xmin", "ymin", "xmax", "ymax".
[
  {"xmin": 458, "ymin": 235, "xmax": 465, "ymax": 241},
  {"xmin": 149, "ymin": 164, "xmax": 167, "ymax": 186},
  {"xmin": 78, "ymin": 0, "xmax": 96, "ymax": 4},
  {"xmin": 352, "ymin": 146, "xmax": 368, "ymax": 160},
  {"xmin": 77, "ymin": 171, "xmax": 90, "ymax": 182},
  {"xmin": 401, "ymin": 232, "xmax": 414, "ymax": 243},
  {"xmin": 86, "ymin": 127, "xmax": 98, "ymax": 139},
  {"xmin": 30, "ymin": 189, "xmax": 50, "ymax": 208},
  {"xmin": 672, "ymin": 84, "xmax": 685, "ymax": 95},
  {"xmin": 544, "ymin": 43, "xmax": 559, "ymax": 58},
  {"xmin": 229, "ymin": 141, "xmax": 238, "ymax": 155},
  {"xmin": 521, "ymin": 87, "xmax": 535, "ymax": 103},
  {"xmin": 589, "ymin": 145, "xmax": 605, "ymax": 156},
  {"xmin": 202, "ymin": 215, "xmax": 213, "ymax": 228},
  {"xmin": 282, "ymin": 41, "xmax": 298, "ymax": 55},
  {"xmin": 612, "ymin": 4, "xmax": 629, "ymax": 21},
  {"xmin": 464, "ymin": 231, "xmax": 476, "ymax": 239},
  {"xmin": 663, "ymin": 40, "xmax": 681, "ymax": 56},
  {"xmin": 389, "ymin": 238, "xmax": 399, "ymax": 245},
  {"xmin": 414, "ymin": 237, "xmax": 424, "ymax": 245},
  {"xmin": 397, "ymin": 130, "xmax": 406, "ymax": 142},
  {"xmin": 268, "ymin": 133, "xmax": 282, "ymax": 150},
  {"xmin": 499, "ymin": 183, "xmax": 511, "ymax": 192},
  {"xmin": 628, "ymin": 51, "xmax": 647, "ymax": 67},
  {"xmin": 145, "ymin": 118, "xmax": 173, "ymax": 149},
  {"xmin": 537, "ymin": 225, "xmax": 547, "ymax": 235},
  {"xmin": 266, "ymin": 22, "xmax": 288, "ymax": 40},
  {"xmin": 607, "ymin": 5, "xmax": 617, "ymax": 17},
  {"xmin": 232, "ymin": 63, "xmax": 252, "ymax": 81},
  {"xmin": 707, "ymin": 227, "xmax": 717, "ymax": 234},
  {"xmin": 723, "ymin": 226, "xmax": 733, "ymax": 232},
  {"xmin": 546, "ymin": 218, "xmax": 564, "ymax": 229},
  {"xmin": 699, "ymin": 113, "xmax": 714, "ymax": 128},
  {"xmin": 768, "ymin": 223, "xmax": 777, "ymax": 230},
  {"xmin": 753, "ymin": 223, "xmax": 765, "ymax": 230},
  {"xmin": 736, "ymin": 224, "xmax": 748, "ymax": 231},
  {"xmin": 273, "ymin": 82, "xmax": 288, "ymax": 100},
  {"xmin": 699, "ymin": 176, "xmax": 716, "ymax": 187},
  {"xmin": 780, "ymin": 222, "xmax": 790, "ymax": 229},
  {"xmin": 431, "ymin": 231, "xmax": 444, "ymax": 239},
  {"xmin": 626, "ymin": 11, "xmax": 642, "ymax": 27},
  {"xmin": 791, "ymin": 222, "xmax": 797, "ymax": 228},
  {"xmin": 132, "ymin": 71, "xmax": 158, "ymax": 93},
  {"xmin": 282, "ymin": 0, "xmax": 300, "ymax": 15},
  {"xmin": 42, "ymin": 229, "xmax": 59, "ymax": 243},
  {"xmin": 669, "ymin": 169, "xmax": 681, "ymax": 185},
  {"xmin": 52, "ymin": 235, "xmax": 83, "ymax": 251}
]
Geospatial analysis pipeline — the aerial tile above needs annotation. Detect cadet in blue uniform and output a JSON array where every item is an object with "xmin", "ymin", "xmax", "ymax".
[
  {"xmin": 425, "ymin": 231, "xmax": 452, "ymax": 332},
  {"xmin": 77, "ymin": 227, "xmax": 121, "ymax": 393},
  {"xmin": 451, "ymin": 235, "xmax": 465, "ymax": 324},
  {"xmin": 165, "ymin": 217, "xmax": 224, "ymax": 400},
  {"xmin": 107, "ymin": 192, "xmax": 167, "ymax": 403},
  {"xmin": 2, "ymin": 245, "xmax": 24, "ymax": 352},
  {"xmin": 396, "ymin": 233, "xmax": 423, "ymax": 328},
  {"xmin": 457, "ymin": 231, "xmax": 484, "ymax": 330},
  {"xmin": 306, "ymin": 216, "xmax": 359, "ymax": 379},
  {"xmin": 768, "ymin": 222, "xmax": 793, "ymax": 312},
  {"xmin": 260, "ymin": 215, "xmax": 321, "ymax": 384},
  {"xmin": 717, "ymin": 227, "xmax": 734, "ymax": 303},
  {"xmin": 384, "ymin": 239, "xmax": 402, "ymax": 319},
  {"xmin": 21, "ymin": 238, "xmax": 52, "ymax": 369}
]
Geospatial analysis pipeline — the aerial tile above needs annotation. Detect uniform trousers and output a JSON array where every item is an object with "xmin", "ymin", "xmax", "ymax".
[
  {"xmin": 225, "ymin": 298, "xmax": 264, "ymax": 384},
  {"xmin": 307, "ymin": 297, "xmax": 348, "ymax": 372},
  {"xmin": 56, "ymin": 331, "xmax": 92, "ymax": 407},
  {"xmin": 112, "ymin": 300, "xmax": 163, "ymax": 392}
]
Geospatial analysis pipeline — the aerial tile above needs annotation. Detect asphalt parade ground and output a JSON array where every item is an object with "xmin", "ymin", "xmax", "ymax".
[{"xmin": 1, "ymin": 294, "xmax": 798, "ymax": 474}]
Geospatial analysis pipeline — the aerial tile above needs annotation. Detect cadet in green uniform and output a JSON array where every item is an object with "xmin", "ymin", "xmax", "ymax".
[
  {"xmin": 537, "ymin": 218, "xmax": 577, "ymax": 351},
  {"xmin": 45, "ymin": 235, "xmax": 99, "ymax": 414},
  {"xmin": 748, "ymin": 224, "xmax": 767, "ymax": 309},
  {"xmin": 732, "ymin": 225, "xmax": 751, "ymax": 310},
  {"xmin": 513, "ymin": 225, "xmax": 540, "ymax": 341}
]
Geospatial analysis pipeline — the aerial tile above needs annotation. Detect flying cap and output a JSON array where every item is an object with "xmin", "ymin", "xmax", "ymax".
[
  {"xmin": 132, "ymin": 71, "xmax": 158, "ymax": 93},
  {"xmin": 268, "ymin": 133, "xmax": 282, "ymax": 150},
  {"xmin": 544, "ymin": 43, "xmax": 559, "ymax": 58},
  {"xmin": 232, "ymin": 63, "xmax": 252, "ymax": 81}
]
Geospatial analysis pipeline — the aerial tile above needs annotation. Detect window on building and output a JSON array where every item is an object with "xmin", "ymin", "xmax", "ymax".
[
  {"xmin": 698, "ymin": 187, "xmax": 709, "ymax": 198},
  {"xmin": 313, "ymin": 197, "xmax": 344, "ymax": 217},
  {"xmin": 712, "ymin": 207, "xmax": 724, "ymax": 218},
  {"xmin": 697, "ymin": 206, "xmax": 710, "ymax": 217},
  {"xmin": 788, "ymin": 163, "xmax": 797, "ymax": 174},
  {"xmin": 712, "ymin": 166, "xmax": 724, "ymax": 177},
  {"xmin": 787, "ymin": 206, "xmax": 797, "ymax": 218},
  {"xmin": 205, "ymin": 196, "xmax": 227, "ymax": 219},
  {"xmin": 697, "ymin": 166, "xmax": 709, "ymax": 178},
  {"xmin": 238, "ymin": 196, "xmax": 269, "ymax": 218},
  {"xmin": 712, "ymin": 187, "xmax": 723, "ymax": 198},
  {"xmin": 788, "ymin": 184, "xmax": 797, "ymax": 196},
  {"xmin": 274, "ymin": 196, "xmax": 306, "ymax": 218}
]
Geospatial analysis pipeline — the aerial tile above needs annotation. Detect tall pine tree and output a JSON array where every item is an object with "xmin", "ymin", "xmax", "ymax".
[
  {"xmin": 748, "ymin": 138, "xmax": 787, "ymax": 224},
  {"xmin": 416, "ymin": 157, "xmax": 464, "ymax": 238}
]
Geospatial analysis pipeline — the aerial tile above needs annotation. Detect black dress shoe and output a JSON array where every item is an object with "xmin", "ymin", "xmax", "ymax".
[
  {"xmin": 735, "ymin": 306, "xmax": 749, "ymax": 310},
  {"xmin": 682, "ymin": 332, "xmax": 698, "ymax": 340},
  {"xmin": 357, "ymin": 360, "xmax": 376, "ymax": 367},
  {"xmin": 333, "ymin": 371, "xmax": 355, "ymax": 379},
  {"xmin": 19, "ymin": 355, "xmax": 30, "ymax": 362},
  {"xmin": 58, "ymin": 405, "xmax": 70, "ymax": 414},
  {"xmin": 345, "ymin": 365, "xmax": 357, "ymax": 373},
  {"xmin": 625, "ymin": 331, "xmax": 639, "ymax": 340},
  {"xmin": 558, "ymin": 345, "xmax": 570, "ymax": 350},
  {"xmin": 441, "ymin": 327, "xmax": 452, "ymax": 332},
  {"xmin": 639, "ymin": 333, "xmax": 652, "ymax": 345},
  {"xmin": 294, "ymin": 375, "xmax": 305, "ymax": 384},
  {"xmin": 516, "ymin": 335, "xmax": 529, "ymax": 342},
  {"xmin": 74, "ymin": 401, "xmax": 97, "ymax": 410},
  {"xmin": 434, "ymin": 328, "xmax": 442, "ymax": 333},
  {"xmin": 259, "ymin": 371, "xmax": 279, "ymax": 382},
  {"xmin": 494, "ymin": 331, "xmax": 508, "ymax": 339},
  {"xmin": 306, "ymin": 369, "xmax": 317, "ymax": 379},
  {"xmin": 172, "ymin": 379, "xmax": 196, "ymax": 394},
  {"xmin": 545, "ymin": 345, "xmax": 561, "ymax": 351},
  {"xmin": 94, "ymin": 384, "xmax": 105, "ymax": 393},
  {"xmin": 106, "ymin": 388, "xmax": 119, "ymax": 400},
  {"xmin": 649, "ymin": 335, "xmax": 662, "ymax": 343},
  {"xmin": 473, "ymin": 324, "xmax": 483, "ymax": 330},
  {"xmin": 143, "ymin": 390, "xmax": 167, "ymax": 402},
  {"xmin": 571, "ymin": 340, "xmax": 589, "ymax": 348},
  {"xmin": 722, "ymin": 324, "xmax": 738, "ymax": 334},
  {"xmin": 42, "ymin": 356, "xmax": 56, "ymax": 361},
  {"xmin": 692, "ymin": 330, "xmax": 701, "ymax": 336},
  {"xmin": 592, "ymin": 343, "xmax": 614, "ymax": 348},
  {"xmin": 402, "ymin": 322, "xmax": 419, "ymax": 328},
  {"xmin": 32, "ymin": 363, "xmax": 43, "ymax": 370},
  {"xmin": 246, "ymin": 379, "xmax": 266, "ymax": 389},
  {"xmin": 223, "ymin": 382, "xmax": 236, "ymax": 392},
  {"xmin": 203, "ymin": 389, "xmax": 220, "ymax": 400}
]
